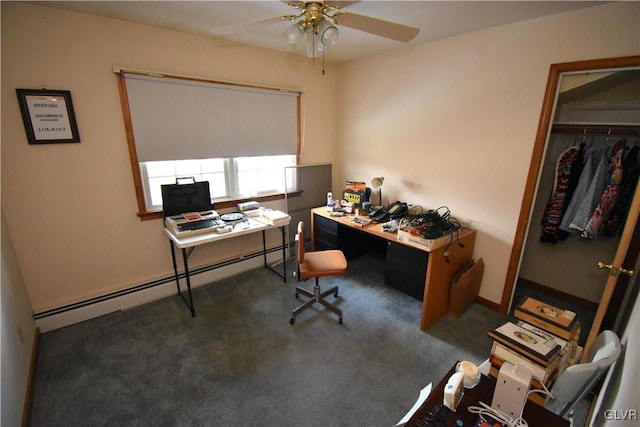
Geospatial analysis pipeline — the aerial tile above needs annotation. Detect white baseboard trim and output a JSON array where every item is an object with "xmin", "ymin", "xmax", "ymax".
[{"xmin": 35, "ymin": 252, "xmax": 288, "ymax": 332}]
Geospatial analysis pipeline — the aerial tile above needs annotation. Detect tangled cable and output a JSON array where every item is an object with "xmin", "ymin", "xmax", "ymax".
[
  {"xmin": 467, "ymin": 401, "xmax": 530, "ymax": 427},
  {"xmin": 398, "ymin": 207, "xmax": 463, "ymax": 262},
  {"xmin": 399, "ymin": 206, "xmax": 462, "ymax": 240}
]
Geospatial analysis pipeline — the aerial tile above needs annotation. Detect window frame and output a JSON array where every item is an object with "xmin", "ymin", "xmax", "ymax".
[
  {"xmin": 115, "ymin": 70, "xmax": 302, "ymax": 220},
  {"xmin": 139, "ymin": 155, "xmax": 297, "ymax": 212}
]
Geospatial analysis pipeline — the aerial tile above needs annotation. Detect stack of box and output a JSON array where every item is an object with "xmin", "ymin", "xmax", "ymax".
[
  {"xmin": 487, "ymin": 297, "xmax": 582, "ymax": 405},
  {"xmin": 513, "ymin": 297, "xmax": 581, "ymax": 347}
]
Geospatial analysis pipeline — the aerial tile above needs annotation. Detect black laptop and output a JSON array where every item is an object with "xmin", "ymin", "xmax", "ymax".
[{"xmin": 161, "ymin": 180, "xmax": 214, "ymax": 218}]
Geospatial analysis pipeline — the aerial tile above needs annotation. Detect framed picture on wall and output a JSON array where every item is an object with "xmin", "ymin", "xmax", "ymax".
[{"xmin": 15, "ymin": 89, "xmax": 80, "ymax": 144}]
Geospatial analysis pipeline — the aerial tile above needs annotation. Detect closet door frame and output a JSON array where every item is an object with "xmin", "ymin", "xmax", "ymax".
[{"xmin": 501, "ymin": 55, "xmax": 640, "ymax": 357}]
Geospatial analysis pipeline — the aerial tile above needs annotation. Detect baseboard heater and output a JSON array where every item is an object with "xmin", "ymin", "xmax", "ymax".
[{"xmin": 33, "ymin": 246, "xmax": 286, "ymax": 320}]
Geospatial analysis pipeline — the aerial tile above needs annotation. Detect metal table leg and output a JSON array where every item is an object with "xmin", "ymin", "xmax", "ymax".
[
  {"xmin": 169, "ymin": 240, "xmax": 196, "ymax": 317},
  {"xmin": 263, "ymin": 227, "xmax": 287, "ymax": 283},
  {"xmin": 180, "ymin": 247, "xmax": 196, "ymax": 317}
]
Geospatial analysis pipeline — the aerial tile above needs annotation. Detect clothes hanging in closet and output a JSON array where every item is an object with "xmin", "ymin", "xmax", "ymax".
[
  {"xmin": 543, "ymin": 137, "xmax": 639, "ymax": 242},
  {"xmin": 581, "ymin": 140, "xmax": 625, "ymax": 239},
  {"xmin": 558, "ymin": 151, "xmax": 595, "ymax": 235},
  {"xmin": 568, "ymin": 151, "xmax": 609, "ymax": 234},
  {"xmin": 601, "ymin": 145, "xmax": 640, "ymax": 237},
  {"xmin": 540, "ymin": 145, "xmax": 581, "ymax": 243}
]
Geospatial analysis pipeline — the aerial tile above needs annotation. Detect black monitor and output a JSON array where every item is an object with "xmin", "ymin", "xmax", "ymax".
[{"xmin": 161, "ymin": 181, "xmax": 213, "ymax": 218}]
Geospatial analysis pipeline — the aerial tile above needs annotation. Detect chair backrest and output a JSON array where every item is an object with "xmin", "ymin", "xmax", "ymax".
[
  {"xmin": 586, "ymin": 329, "xmax": 621, "ymax": 364},
  {"xmin": 296, "ymin": 221, "xmax": 305, "ymax": 264},
  {"xmin": 550, "ymin": 330, "xmax": 621, "ymax": 404}
]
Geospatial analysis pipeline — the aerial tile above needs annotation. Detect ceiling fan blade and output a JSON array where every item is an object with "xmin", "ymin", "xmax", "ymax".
[
  {"xmin": 282, "ymin": 1, "xmax": 305, "ymax": 8},
  {"xmin": 332, "ymin": 12, "xmax": 419, "ymax": 42},
  {"xmin": 324, "ymin": 1, "xmax": 361, "ymax": 9},
  {"xmin": 212, "ymin": 15, "xmax": 297, "ymax": 36},
  {"xmin": 282, "ymin": 1, "xmax": 360, "ymax": 9}
]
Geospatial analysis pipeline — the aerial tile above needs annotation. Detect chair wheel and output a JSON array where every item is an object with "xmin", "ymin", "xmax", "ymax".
[
  {"xmin": 290, "ymin": 317, "xmax": 296, "ymax": 325},
  {"xmin": 334, "ymin": 291, "xmax": 339, "ymax": 298},
  {"xmin": 295, "ymin": 292, "xmax": 299, "ymax": 298},
  {"xmin": 339, "ymin": 317, "xmax": 343, "ymax": 325}
]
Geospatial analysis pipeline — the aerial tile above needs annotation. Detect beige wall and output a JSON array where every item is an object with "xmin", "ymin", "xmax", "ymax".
[
  {"xmin": 1, "ymin": 3, "xmax": 339, "ymax": 313},
  {"xmin": 2, "ymin": 2, "xmax": 640, "ymax": 324},
  {"xmin": 1, "ymin": 209, "xmax": 37, "ymax": 426},
  {"xmin": 336, "ymin": 2, "xmax": 640, "ymax": 304}
]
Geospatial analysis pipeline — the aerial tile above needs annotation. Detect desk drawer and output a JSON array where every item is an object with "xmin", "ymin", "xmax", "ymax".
[
  {"xmin": 314, "ymin": 214, "xmax": 338, "ymax": 249},
  {"xmin": 385, "ymin": 241, "xmax": 428, "ymax": 301}
]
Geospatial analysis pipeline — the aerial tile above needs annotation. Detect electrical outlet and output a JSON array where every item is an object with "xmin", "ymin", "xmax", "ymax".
[{"xmin": 491, "ymin": 362, "xmax": 532, "ymax": 419}]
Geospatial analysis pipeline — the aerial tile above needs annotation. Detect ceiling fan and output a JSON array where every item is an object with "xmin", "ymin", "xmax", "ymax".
[{"xmin": 214, "ymin": 1, "xmax": 420, "ymax": 59}]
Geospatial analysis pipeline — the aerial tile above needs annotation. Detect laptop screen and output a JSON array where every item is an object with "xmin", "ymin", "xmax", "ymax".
[{"xmin": 161, "ymin": 181, "xmax": 213, "ymax": 218}]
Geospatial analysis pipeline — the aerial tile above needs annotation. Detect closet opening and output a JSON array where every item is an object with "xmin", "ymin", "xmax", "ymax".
[{"xmin": 503, "ymin": 56, "xmax": 640, "ymax": 357}]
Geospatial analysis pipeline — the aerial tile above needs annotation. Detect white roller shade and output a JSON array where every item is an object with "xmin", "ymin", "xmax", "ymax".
[{"xmin": 123, "ymin": 73, "xmax": 298, "ymax": 161}]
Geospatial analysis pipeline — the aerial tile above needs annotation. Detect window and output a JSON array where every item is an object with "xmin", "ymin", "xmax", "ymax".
[
  {"xmin": 115, "ymin": 68, "xmax": 301, "ymax": 218},
  {"xmin": 235, "ymin": 155, "xmax": 297, "ymax": 199},
  {"xmin": 140, "ymin": 155, "xmax": 295, "ymax": 211}
]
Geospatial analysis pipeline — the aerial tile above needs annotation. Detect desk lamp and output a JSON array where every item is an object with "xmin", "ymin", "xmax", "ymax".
[{"xmin": 371, "ymin": 176, "xmax": 384, "ymax": 206}]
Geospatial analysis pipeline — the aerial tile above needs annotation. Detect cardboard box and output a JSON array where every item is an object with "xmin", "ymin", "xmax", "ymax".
[
  {"xmin": 514, "ymin": 296, "xmax": 579, "ymax": 340},
  {"xmin": 397, "ymin": 228, "xmax": 463, "ymax": 252},
  {"xmin": 448, "ymin": 258, "xmax": 484, "ymax": 318},
  {"xmin": 256, "ymin": 209, "xmax": 291, "ymax": 226}
]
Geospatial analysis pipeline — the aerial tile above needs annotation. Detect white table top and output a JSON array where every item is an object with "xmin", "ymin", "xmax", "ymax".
[{"xmin": 164, "ymin": 216, "xmax": 289, "ymax": 249}]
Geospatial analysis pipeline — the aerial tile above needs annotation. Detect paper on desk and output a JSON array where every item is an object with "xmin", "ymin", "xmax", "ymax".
[{"xmin": 395, "ymin": 383, "xmax": 432, "ymax": 426}]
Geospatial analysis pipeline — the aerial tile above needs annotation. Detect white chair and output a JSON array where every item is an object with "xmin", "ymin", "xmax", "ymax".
[{"xmin": 546, "ymin": 330, "xmax": 622, "ymax": 418}]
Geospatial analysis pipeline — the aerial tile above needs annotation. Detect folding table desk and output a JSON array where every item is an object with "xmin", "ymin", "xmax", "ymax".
[{"xmin": 164, "ymin": 217, "xmax": 289, "ymax": 317}]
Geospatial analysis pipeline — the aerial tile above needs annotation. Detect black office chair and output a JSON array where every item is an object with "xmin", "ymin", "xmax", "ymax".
[{"xmin": 290, "ymin": 221, "xmax": 347, "ymax": 325}]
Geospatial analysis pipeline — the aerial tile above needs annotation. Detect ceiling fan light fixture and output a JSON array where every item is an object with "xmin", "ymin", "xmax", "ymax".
[
  {"xmin": 282, "ymin": 22, "xmax": 305, "ymax": 45},
  {"xmin": 316, "ymin": 18, "xmax": 338, "ymax": 46},
  {"xmin": 305, "ymin": 29, "xmax": 325, "ymax": 58}
]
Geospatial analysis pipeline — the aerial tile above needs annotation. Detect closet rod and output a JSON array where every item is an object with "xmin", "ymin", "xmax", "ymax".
[{"xmin": 551, "ymin": 123, "xmax": 640, "ymax": 137}]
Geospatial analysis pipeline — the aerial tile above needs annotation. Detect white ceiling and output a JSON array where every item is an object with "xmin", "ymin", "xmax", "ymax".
[{"xmin": 29, "ymin": 1, "xmax": 607, "ymax": 63}]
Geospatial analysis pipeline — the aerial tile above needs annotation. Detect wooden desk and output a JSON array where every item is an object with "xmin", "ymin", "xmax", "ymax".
[
  {"xmin": 403, "ymin": 364, "xmax": 568, "ymax": 427},
  {"xmin": 165, "ymin": 217, "xmax": 289, "ymax": 317},
  {"xmin": 310, "ymin": 207, "xmax": 476, "ymax": 330}
]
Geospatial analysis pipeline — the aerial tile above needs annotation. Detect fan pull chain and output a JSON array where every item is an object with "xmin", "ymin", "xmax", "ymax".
[
  {"xmin": 312, "ymin": 29, "xmax": 316, "ymax": 69},
  {"xmin": 322, "ymin": 49, "xmax": 326, "ymax": 75}
]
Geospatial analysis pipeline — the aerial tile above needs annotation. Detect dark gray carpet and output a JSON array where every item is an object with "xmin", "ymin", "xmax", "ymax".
[{"xmin": 31, "ymin": 255, "xmax": 528, "ymax": 426}]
